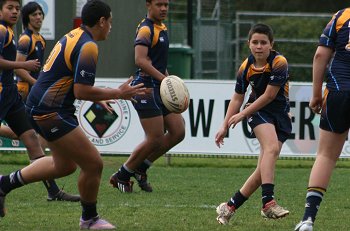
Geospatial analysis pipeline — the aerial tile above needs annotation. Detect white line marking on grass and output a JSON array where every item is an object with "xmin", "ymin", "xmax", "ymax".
[{"xmin": 119, "ymin": 203, "xmax": 216, "ymax": 209}]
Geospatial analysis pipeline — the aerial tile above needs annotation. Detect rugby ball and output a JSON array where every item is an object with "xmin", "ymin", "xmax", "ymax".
[{"xmin": 160, "ymin": 75, "xmax": 190, "ymax": 113}]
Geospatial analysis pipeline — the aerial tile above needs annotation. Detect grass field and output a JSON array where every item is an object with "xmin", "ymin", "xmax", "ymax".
[{"xmin": 0, "ymin": 153, "xmax": 350, "ymax": 231}]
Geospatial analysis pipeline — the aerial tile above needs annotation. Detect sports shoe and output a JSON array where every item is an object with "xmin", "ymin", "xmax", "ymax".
[
  {"xmin": 295, "ymin": 217, "xmax": 313, "ymax": 231},
  {"xmin": 216, "ymin": 202, "xmax": 235, "ymax": 225},
  {"xmin": 109, "ymin": 173, "xmax": 134, "ymax": 193},
  {"xmin": 134, "ymin": 170, "xmax": 152, "ymax": 192},
  {"xmin": 47, "ymin": 189, "xmax": 80, "ymax": 202},
  {"xmin": 79, "ymin": 216, "xmax": 116, "ymax": 230},
  {"xmin": 261, "ymin": 200, "xmax": 289, "ymax": 219}
]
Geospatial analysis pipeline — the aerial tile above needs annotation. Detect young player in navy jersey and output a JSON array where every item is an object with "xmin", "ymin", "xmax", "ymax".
[
  {"xmin": 215, "ymin": 24, "xmax": 291, "ymax": 225},
  {"xmin": 16, "ymin": 1, "xmax": 46, "ymax": 100},
  {"xmin": 295, "ymin": 8, "xmax": 350, "ymax": 231},
  {"xmin": 0, "ymin": 1, "xmax": 80, "ymax": 203},
  {"xmin": 110, "ymin": 0, "xmax": 185, "ymax": 193},
  {"xmin": 0, "ymin": 0, "xmax": 146, "ymax": 229}
]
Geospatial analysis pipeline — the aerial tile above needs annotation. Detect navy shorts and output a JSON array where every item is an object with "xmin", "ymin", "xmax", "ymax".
[
  {"xmin": 27, "ymin": 111, "xmax": 79, "ymax": 141},
  {"xmin": 0, "ymin": 85, "xmax": 32, "ymax": 136},
  {"xmin": 248, "ymin": 109, "xmax": 292, "ymax": 143},
  {"xmin": 320, "ymin": 91, "xmax": 350, "ymax": 133},
  {"xmin": 131, "ymin": 76, "xmax": 170, "ymax": 119}
]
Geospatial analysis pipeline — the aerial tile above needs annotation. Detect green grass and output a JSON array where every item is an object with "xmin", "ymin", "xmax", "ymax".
[{"xmin": 0, "ymin": 153, "xmax": 350, "ymax": 230}]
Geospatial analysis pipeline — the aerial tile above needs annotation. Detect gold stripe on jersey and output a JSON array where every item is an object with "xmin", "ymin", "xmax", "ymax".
[
  {"xmin": 137, "ymin": 26, "xmax": 151, "ymax": 44},
  {"xmin": 152, "ymin": 24, "xmax": 166, "ymax": 48},
  {"xmin": 45, "ymin": 76, "xmax": 73, "ymax": 107},
  {"xmin": 64, "ymin": 28, "xmax": 84, "ymax": 71},
  {"xmin": 32, "ymin": 112, "xmax": 57, "ymax": 121},
  {"xmin": 0, "ymin": 25, "xmax": 13, "ymax": 47},
  {"xmin": 336, "ymin": 8, "xmax": 350, "ymax": 32}
]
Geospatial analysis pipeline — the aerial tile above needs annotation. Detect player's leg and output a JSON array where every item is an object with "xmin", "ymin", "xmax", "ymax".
[
  {"xmin": 216, "ymin": 149, "xmax": 262, "ymax": 225},
  {"xmin": 132, "ymin": 113, "xmax": 185, "ymax": 191},
  {"xmin": 295, "ymin": 129, "xmax": 347, "ymax": 231},
  {"xmin": 254, "ymin": 123, "xmax": 289, "ymax": 219},
  {"xmin": 6, "ymin": 106, "xmax": 79, "ymax": 202},
  {"xmin": 146, "ymin": 113, "xmax": 185, "ymax": 161},
  {"xmin": 110, "ymin": 115, "xmax": 165, "ymax": 192},
  {"xmin": 0, "ymin": 124, "xmax": 18, "ymax": 139}
]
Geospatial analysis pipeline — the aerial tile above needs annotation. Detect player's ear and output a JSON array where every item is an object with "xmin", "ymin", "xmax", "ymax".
[{"xmin": 98, "ymin": 17, "xmax": 106, "ymax": 28}]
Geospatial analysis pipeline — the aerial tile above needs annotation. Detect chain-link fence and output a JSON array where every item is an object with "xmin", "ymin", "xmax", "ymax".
[{"xmin": 167, "ymin": 1, "xmax": 332, "ymax": 80}]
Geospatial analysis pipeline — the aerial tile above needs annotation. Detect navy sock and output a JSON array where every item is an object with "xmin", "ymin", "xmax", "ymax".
[
  {"xmin": 81, "ymin": 200, "xmax": 98, "ymax": 221},
  {"xmin": 227, "ymin": 190, "xmax": 248, "ymax": 210},
  {"xmin": 42, "ymin": 180, "xmax": 60, "ymax": 196},
  {"xmin": 0, "ymin": 170, "xmax": 25, "ymax": 194},
  {"xmin": 117, "ymin": 165, "xmax": 133, "ymax": 181},
  {"xmin": 137, "ymin": 160, "xmax": 152, "ymax": 173},
  {"xmin": 302, "ymin": 187, "xmax": 325, "ymax": 222},
  {"xmin": 261, "ymin": 183, "xmax": 275, "ymax": 207}
]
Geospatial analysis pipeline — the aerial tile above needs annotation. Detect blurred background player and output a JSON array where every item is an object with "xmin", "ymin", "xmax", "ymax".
[
  {"xmin": 215, "ymin": 23, "xmax": 291, "ymax": 225},
  {"xmin": 295, "ymin": 7, "xmax": 350, "ymax": 231},
  {"xmin": 0, "ymin": 1, "xmax": 79, "ymax": 202},
  {"xmin": 109, "ymin": 0, "xmax": 185, "ymax": 193},
  {"xmin": 0, "ymin": 0, "xmax": 146, "ymax": 229}
]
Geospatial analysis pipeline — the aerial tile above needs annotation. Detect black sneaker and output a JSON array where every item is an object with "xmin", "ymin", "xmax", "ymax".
[
  {"xmin": 109, "ymin": 173, "xmax": 134, "ymax": 193},
  {"xmin": 134, "ymin": 170, "xmax": 152, "ymax": 192},
  {"xmin": 47, "ymin": 190, "xmax": 80, "ymax": 202}
]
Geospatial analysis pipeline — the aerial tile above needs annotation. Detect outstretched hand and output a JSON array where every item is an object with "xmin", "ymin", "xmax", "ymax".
[
  {"xmin": 215, "ymin": 126, "xmax": 227, "ymax": 148},
  {"xmin": 118, "ymin": 76, "xmax": 148, "ymax": 102},
  {"xmin": 95, "ymin": 100, "xmax": 115, "ymax": 113},
  {"xmin": 23, "ymin": 59, "xmax": 41, "ymax": 72},
  {"xmin": 228, "ymin": 112, "xmax": 245, "ymax": 129}
]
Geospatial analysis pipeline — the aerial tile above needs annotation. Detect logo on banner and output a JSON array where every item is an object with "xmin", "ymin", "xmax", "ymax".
[{"xmin": 75, "ymin": 99, "xmax": 131, "ymax": 146}]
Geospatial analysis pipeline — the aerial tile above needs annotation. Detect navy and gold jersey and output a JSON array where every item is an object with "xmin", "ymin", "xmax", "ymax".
[
  {"xmin": 0, "ymin": 20, "xmax": 17, "ymax": 86},
  {"xmin": 235, "ymin": 50, "xmax": 290, "ymax": 112},
  {"xmin": 134, "ymin": 17, "xmax": 169, "ymax": 85},
  {"xmin": 17, "ymin": 28, "xmax": 46, "ymax": 80},
  {"xmin": 320, "ymin": 8, "xmax": 350, "ymax": 91},
  {"xmin": 27, "ymin": 26, "xmax": 98, "ymax": 114}
]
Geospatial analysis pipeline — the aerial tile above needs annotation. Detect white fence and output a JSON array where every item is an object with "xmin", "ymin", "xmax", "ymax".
[{"xmin": 3, "ymin": 79, "xmax": 350, "ymax": 158}]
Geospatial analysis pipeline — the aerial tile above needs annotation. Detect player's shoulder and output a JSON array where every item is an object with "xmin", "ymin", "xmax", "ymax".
[{"xmin": 0, "ymin": 23, "xmax": 8, "ymax": 35}]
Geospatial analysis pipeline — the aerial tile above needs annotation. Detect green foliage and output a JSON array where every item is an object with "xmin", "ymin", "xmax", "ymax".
[{"xmin": 1, "ymin": 155, "xmax": 350, "ymax": 230}]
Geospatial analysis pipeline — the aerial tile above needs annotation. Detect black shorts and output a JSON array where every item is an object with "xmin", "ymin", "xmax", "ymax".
[
  {"xmin": 131, "ymin": 77, "xmax": 170, "ymax": 119},
  {"xmin": 0, "ymin": 85, "xmax": 32, "ymax": 136},
  {"xmin": 320, "ymin": 91, "xmax": 350, "ymax": 133},
  {"xmin": 27, "ymin": 112, "xmax": 78, "ymax": 141},
  {"xmin": 248, "ymin": 109, "xmax": 292, "ymax": 143}
]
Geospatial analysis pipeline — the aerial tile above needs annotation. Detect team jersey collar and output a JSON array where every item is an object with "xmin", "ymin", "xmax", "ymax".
[
  {"xmin": 0, "ymin": 20, "xmax": 9, "ymax": 27},
  {"xmin": 80, "ymin": 25, "xmax": 93, "ymax": 39}
]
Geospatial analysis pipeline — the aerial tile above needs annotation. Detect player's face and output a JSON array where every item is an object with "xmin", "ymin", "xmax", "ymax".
[
  {"xmin": 28, "ymin": 9, "xmax": 43, "ymax": 32},
  {"xmin": 248, "ymin": 33, "xmax": 273, "ymax": 65},
  {"xmin": 147, "ymin": 0, "xmax": 169, "ymax": 24},
  {"xmin": 0, "ymin": 1, "xmax": 20, "ymax": 26},
  {"xmin": 99, "ymin": 14, "xmax": 112, "ymax": 41}
]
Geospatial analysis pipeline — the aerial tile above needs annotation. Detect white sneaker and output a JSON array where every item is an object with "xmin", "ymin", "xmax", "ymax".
[
  {"xmin": 261, "ymin": 200, "xmax": 289, "ymax": 219},
  {"xmin": 295, "ymin": 217, "xmax": 313, "ymax": 231},
  {"xmin": 216, "ymin": 202, "xmax": 235, "ymax": 225},
  {"xmin": 79, "ymin": 216, "xmax": 116, "ymax": 230}
]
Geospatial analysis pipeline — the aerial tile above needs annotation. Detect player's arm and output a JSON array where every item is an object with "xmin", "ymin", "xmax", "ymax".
[
  {"xmin": 223, "ymin": 92, "xmax": 245, "ymax": 128},
  {"xmin": 135, "ymin": 45, "xmax": 166, "ymax": 81},
  {"xmin": 0, "ymin": 56, "xmax": 40, "ymax": 71},
  {"xmin": 240, "ymin": 84, "xmax": 280, "ymax": 117},
  {"xmin": 215, "ymin": 92, "xmax": 244, "ymax": 147},
  {"xmin": 74, "ymin": 77, "xmax": 145, "ymax": 102},
  {"xmin": 309, "ymin": 45, "xmax": 333, "ymax": 113},
  {"xmin": 14, "ymin": 53, "xmax": 37, "ymax": 85}
]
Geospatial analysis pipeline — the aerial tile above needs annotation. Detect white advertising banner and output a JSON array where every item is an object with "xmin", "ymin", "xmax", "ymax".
[
  {"xmin": 74, "ymin": 79, "xmax": 350, "ymax": 158},
  {"xmin": 22, "ymin": 0, "xmax": 55, "ymax": 40}
]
